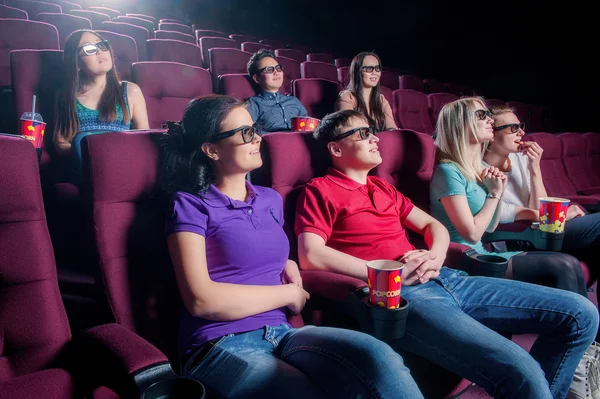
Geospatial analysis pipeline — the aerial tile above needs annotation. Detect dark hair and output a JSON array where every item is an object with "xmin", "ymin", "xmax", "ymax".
[
  {"xmin": 313, "ymin": 109, "xmax": 367, "ymax": 142},
  {"xmin": 159, "ymin": 94, "xmax": 245, "ymax": 195},
  {"xmin": 54, "ymin": 30, "xmax": 129, "ymax": 144},
  {"xmin": 247, "ymin": 49, "xmax": 277, "ymax": 77},
  {"xmin": 347, "ymin": 51, "xmax": 386, "ymax": 132}
]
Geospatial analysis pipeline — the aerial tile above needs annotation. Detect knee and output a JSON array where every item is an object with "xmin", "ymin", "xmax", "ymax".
[
  {"xmin": 549, "ymin": 253, "xmax": 582, "ymax": 275},
  {"xmin": 572, "ymin": 294, "xmax": 599, "ymax": 336},
  {"xmin": 498, "ymin": 350, "xmax": 549, "ymax": 395}
]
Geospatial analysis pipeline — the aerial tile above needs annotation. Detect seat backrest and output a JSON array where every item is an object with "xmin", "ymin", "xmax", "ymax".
[
  {"xmin": 87, "ymin": 6, "xmax": 120, "ymax": 19},
  {"xmin": 160, "ymin": 18, "xmax": 187, "ymax": 24},
  {"xmin": 445, "ymin": 82, "xmax": 471, "ymax": 96},
  {"xmin": 275, "ymin": 48, "xmax": 305, "ymax": 63},
  {"xmin": 36, "ymin": 12, "xmax": 91, "ymax": 49},
  {"xmin": 371, "ymin": 129, "xmax": 436, "ymax": 211},
  {"xmin": 583, "ymin": 133, "xmax": 600, "ymax": 186},
  {"xmin": 7, "ymin": 0, "xmax": 60, "ymax": 18},
  {"xmin": 208, "ymin": 47, "xmax": 251, "ymax": 90},
  {"xmin": 306, "ymin": 53, "xmax": 334, "ymax": 63},
  {"xmin": 526, "ymin": 132, "xmax": 578, "ymax": 196},
  {"xmin": 427, "ymin": 93, "xmax": 459, "ymax": 127},
  {"xmin": 0, "ymin": 134, "xmax": 71, "ymax": 379},
  {"xmin": 229, "ymin": 33, "xmax": 256, "ymax": 43},
  {"xmin": 240, "ymin": 41, "xmax": 272, "ymax": 53},
  {"xmin": 101, "ymin": 21, "xmax": 149, "ymax": 61},
  {"xmin": 116, "ymin": 15, "xmax": 154, "ymax": 32},
  {"xmin": 147, "ymin": 38, "xmax": 202, "ymax": 67},
  {"xmin": 195, "ymin": 29, "xmax": 226, "ymax": 42},
  {"xmin": 255, "ymin": 131, "xmax": 331, "ymax": 260},
  {"xmin": 218, "ymin": 73, "xmax": 257, "ymax": 100},
  {"xmin": 154, "ymin": 30, "xmax": 195, "ymax": 44},
  {"xmin": 337, "ymin": 66, "xmax": 350, "ymax": 87},
  {"xmin": 0, "ymin": 18, "xmax": 59, "ymax": 86},
  {"xmin": 393, "ymin": 89, "xmax": 433, "ymax": 134},
  {"xmin": 157, "ymin": 21, "xmax": 191, "ymax": 35},
  {"xmin": 66, "ymin": 10, "xmax": 109, "ymax": 29},
  {"xmin": 300, "ymin": 61, "xmax": 337, "ymax": 81},
  {"xmin": 54, "ymin": 1, "xmax": 81, "ymax": 11},
  {"xmin": 198, "ymin": 36, "xmax": 237, "ymax": 68},
  {"xmin": 259, "ymin": 39, "xmax": 286, "ymax": 49},
  {"xmin": 559, "ymin": 133, "xmax": 596, "ymax": 191},
  {"xmin": 399, "ymin": 74, "xmax": 424, "ymax": 91},
  {"xmin": 528, "ymin": 104, "xmax": 545, "ymax": 132},
  {"xmin": 10, "ymin": 49, "xmax": 63, "ymax": 146},
  {"xmin": 292, "ymin": 78, "xmax": 342, "ymax": 119},
  {"xmin": 0, "ymin": 4, "xmax": 28, "ymax": 18},
  {"xmin": 277, "ymin": 55, "xmax": 300, "ymax": 95},
  {"xmin": 334, "ymin": 57, "xmax": 352, "ymax": 68},
  {"xmin": 132, "ymin": 61, "xmax": 212, "ymax": 129},
  {"xmin": 423, "ymin": 78, "xmax": 445, "ymax": 94},
  {"xmin": 381, "ymin": 70, "xmax": 399, "ymax": 90},
  {"xmin": 126, "ymin": 13, "xmax": 155, "ymax": 22},
  {"xmin": 81, "ymin": 131, "xmax": 179, "ymax": 358},
  {"xmin": 95, "ymin": 30, "xmax": 137, "ymax": 81}
]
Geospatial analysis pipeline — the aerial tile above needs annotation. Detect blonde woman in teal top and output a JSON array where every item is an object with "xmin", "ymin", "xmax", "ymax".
[
  {"xmin": 53, "ymin": 30, "xmax": 149, "ymax": 157},
  {"xmin": 430, "ymin": 97, "xmax": 587, "ymax": 296}
]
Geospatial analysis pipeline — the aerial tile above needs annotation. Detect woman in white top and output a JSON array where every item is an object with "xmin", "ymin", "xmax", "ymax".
[{"xmin": 482, "ymin": 105, "xmax": 600, "ymax": 254}]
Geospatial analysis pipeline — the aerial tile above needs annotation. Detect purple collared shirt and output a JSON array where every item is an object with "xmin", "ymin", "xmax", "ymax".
[{"xmin": 166, "ymin": 182, "xmax": 290, "ymax": 358}]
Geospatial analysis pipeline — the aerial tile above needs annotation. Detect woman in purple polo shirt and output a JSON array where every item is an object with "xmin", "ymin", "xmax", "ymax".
[{"xmin": 160, "ymin": 94, "xmax": 423, "ymax": 399}]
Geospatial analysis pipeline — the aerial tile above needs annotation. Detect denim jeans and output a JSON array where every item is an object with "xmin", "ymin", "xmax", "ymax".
[
  {"xmin": 185, "ymin": 324, "xmax": 424, "ymax": 399},
  {"xmin": 393, "ymin": 267, "xmax": 599, "ymax": 399}
]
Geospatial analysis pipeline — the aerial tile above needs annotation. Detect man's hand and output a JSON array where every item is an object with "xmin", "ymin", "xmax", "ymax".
[
  {"xmin": 399, "ymin": 249, "xmax": 445, "ymax": 285},
  {"xmin": 282, "ymin": 259, "xmax": 303, "ymax": 288}
]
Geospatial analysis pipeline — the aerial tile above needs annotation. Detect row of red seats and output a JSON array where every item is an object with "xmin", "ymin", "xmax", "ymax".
[{"xmin": 0, "ymin": 133, "xmax": 205, "ymax": 398}]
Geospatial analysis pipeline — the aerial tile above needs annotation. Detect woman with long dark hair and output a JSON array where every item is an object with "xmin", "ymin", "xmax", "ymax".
[
  {"xmin": 159, "ymin": 94, "xmax": 424, "ymax": 399},
  {"xmin": 53, "ymin": 30, "xmax": 148, "ymax": 157},
  {"xmin": 335, "ymin": 51, "xmax": 397, "ymax": 132}
]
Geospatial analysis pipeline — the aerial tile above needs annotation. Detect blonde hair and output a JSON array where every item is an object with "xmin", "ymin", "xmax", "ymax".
[
  {"xmin": 483, "ymin": 104, "xmax": 516, "ymax": 153},
  {"xmin": 434, "ymin": 97, "xmax": 488, "ymax": 182}
]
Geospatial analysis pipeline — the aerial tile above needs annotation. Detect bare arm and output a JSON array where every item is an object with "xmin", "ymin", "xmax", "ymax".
[
  {"xmin": 168, "ymin": 232, "xmax": 302, "ymax": 320},
  {"xmin": 127, "ymin": 82, "xmax": 149, "ymax": 130},
  {"xmin": 514, "ymin": 206, "xmax": 539, "ymax": 221},
  {"xmin": 440, "ymin": 195, "xmax": 502, "ymax": 243},
  {"xmin": 521, "ymin": 142, "xmax": 547, "ymax": 209},
  {"xmin": 53, "ymin": 134, "xmax": 72, "ymax": 157},
  {"xmin": 297, "ymin": 232, "xmax": 368, "ymax": 280}
]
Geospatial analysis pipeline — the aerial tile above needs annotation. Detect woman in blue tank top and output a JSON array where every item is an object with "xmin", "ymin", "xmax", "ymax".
[{"xmin": 53, "ymin": 30, "xmax": 149, "ymax": 157}]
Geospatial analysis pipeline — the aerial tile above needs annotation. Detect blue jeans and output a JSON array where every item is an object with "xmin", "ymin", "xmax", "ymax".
[
  {"xmin": 563, "ymin": 212, "xmax": 600, "ymax": 252},
  {"xmin": 394, "ymin": 267, "xmax": 599, "ymax": 399},
  {"xmin": 185, "ymin": 324, "xmax": 424, "ymax": 399}
]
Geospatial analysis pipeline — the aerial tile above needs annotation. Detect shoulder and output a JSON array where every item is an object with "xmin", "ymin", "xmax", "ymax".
[
  {"xmin": 124, "ymin": 81, "xmax": 143, "ymax": 99},
  {"xmin": 433, "ymin": 163, "xmax": 467, "ymax": 182},
  {"xmin": 338, "ymin": 90, "xmax": 356, "ymax": 102},
  {"xmin": 304, "ymin": 176, "xmax": 334, "ymax": 196}
]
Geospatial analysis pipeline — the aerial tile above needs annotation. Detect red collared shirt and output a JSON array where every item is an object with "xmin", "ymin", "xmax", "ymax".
[{"xmin": 295, "ymin": 168, "xmax": 416, "ymax": 261}]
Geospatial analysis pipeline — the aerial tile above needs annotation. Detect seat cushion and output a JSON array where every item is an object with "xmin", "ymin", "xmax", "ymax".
[{"xmin": 0, "ymin": 369, "xmax": 75, "ymax": 399}]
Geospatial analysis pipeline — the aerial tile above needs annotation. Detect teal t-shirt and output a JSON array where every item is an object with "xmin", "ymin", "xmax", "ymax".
[{"xmin": 429, "ymin": 163, "xmax": 521, "ymax": 260}]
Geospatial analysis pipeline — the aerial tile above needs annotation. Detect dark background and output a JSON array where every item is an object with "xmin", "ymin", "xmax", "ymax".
[{"xmin": 142, "ymin": 0, "xmax": 595, "ymax": 132}]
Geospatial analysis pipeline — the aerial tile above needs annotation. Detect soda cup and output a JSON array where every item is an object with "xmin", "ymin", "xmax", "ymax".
[{"xmin": 20, "ymin": 111, "xmax": 46, "ymax": 149}]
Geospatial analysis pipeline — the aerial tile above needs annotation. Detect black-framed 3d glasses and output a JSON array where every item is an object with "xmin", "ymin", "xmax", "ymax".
[
  {"xmin": 330, "ymin": 126, "xmax": 376, "ymax": 142},
  {"xmin": 474, "ymin": 109, "xmax": 493, "ymax": 120},
  {"xmin": 493, "ymin": 122, "xmax": 526, "ymax": 133},
  {"xmin": 211, "ymin": 125, "xmax": 262, "ymax": 143},
  {"xmin": 259, "ymin": 64, "xmax": 283, "ymax": 74},
  {"xmin": 361, "ymin": 65, "xmax": 381, "ymax": 73},
  {"xmin": 78, "ymin": 40, "xmax": 110, "ymax": 56}
]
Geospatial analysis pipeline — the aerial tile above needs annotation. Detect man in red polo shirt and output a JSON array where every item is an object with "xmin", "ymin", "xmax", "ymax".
[{"xmin": 294, "ymin": 109, "xmax": 598, "ymax": 399}]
